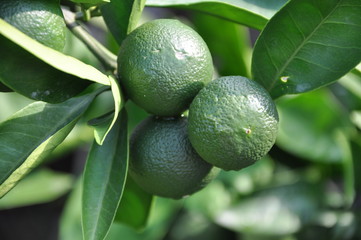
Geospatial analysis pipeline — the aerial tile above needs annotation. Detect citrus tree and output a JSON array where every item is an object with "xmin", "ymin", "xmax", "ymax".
[{"xmin": 0, "ymin": 0, "xmax": 361, "ymax": 240}]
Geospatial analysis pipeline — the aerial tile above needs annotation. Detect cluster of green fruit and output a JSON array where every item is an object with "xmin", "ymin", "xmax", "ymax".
[
  {"xmin": 0, "ymin": 0, "xmax": 279, "ymax": 199},
  {"xmin": 117, "ymin": 19, "xmax": 279, "ymax": 199}
]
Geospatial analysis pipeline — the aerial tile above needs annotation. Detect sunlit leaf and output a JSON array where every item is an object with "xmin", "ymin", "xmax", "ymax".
[
  {"xmin": 0, "ymin": 86, "xmax": 104, "ymax": 198},
  {"xmin": 252, "ymin": 0, "xmax": 361, "ymax": 98},
  {"xmin": 146, "ymin": 0, "xmax": 288, "ymax": 30},
  {"xmin": 82, "ymin": 110, "xmax": 128, "ymax": 240},
  {"xmin": 0, "ymin": 169, "xmax": 73, "ymax": 209},
  {"xmin": 0, "ymin": 19, "xmax": 110, "ymax": 103},
  {"xmin": 90, "ymin": 75, "xmax": 124, "ymax": 145},
  {"xmin": 71, "ymin": 0, "xmax": 109, "ymax": 4}
]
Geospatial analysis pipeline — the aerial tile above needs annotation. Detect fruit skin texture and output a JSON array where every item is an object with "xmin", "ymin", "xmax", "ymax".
[
  {"xmin": 0, "ymin": 0, "xmax": 66, "ymax": 51},
  {"xmin": 117, "ymin": 19, "xmax": 213, "ymax": 117},
  {"xmin": 129, "ymin": 116, "xmax": 218, "ymax": 199},
  {"xmin": 188, "ymin": 76, "xmax": 279, "ymax": 171}
]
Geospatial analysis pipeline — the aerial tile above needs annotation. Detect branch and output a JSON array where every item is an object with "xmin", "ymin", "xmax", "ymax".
[{"xmin": 62, "ymin": 8, "xmax": 118, "ymax": 73}]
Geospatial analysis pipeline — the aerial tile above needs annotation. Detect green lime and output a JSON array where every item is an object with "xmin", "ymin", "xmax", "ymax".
[
  {"xmin": 0, "ymin": 0, "xmax": 66, "ymax": 51},
  {"xmin": 188, "ymin": 76, "xmax": 279, "ymax": 171},
  {"xmin": 129, "ymin": 116, "xmax": 219, "ymax": 199},
  {"xmin": 117, "ymin": 19, "xmax": 213, "ymax": 117}
]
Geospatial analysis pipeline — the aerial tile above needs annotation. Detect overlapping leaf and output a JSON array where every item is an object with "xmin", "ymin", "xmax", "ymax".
[
  {"xmin": 102, "ymin": 0, "xmax": 146, "ymax": 45},
  {"xmin": 0, "ymin": 169, "xmax": 73, "ymax": 209},
  {"xmin": 146, "ymin": 0, "xmax": 288, "ymax": 30},
  {"xmin": 90, "ymin": 75, "xmax": 124, "ymax": 145},
  {"xmin": 114, "ymin": 177, "xmax": 153, "ymax": 229},
  {"xmin": 0, "ymin": 19, "xmax": 110, "ymax": 103},
  {"xmin": 252, "ymin": 0, "xmax": 361, "ymax": 98},
  {"xmin": 0, "ymin": 86, "xmax": 104, "ymax": 198}
]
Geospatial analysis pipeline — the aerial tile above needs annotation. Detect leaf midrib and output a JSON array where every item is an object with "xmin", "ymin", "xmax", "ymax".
[
  {"xmin": 268, "ymin": 0, "xmax": 343, "ymax": 91},
  {"xmin": 0, "ymin": 101, "xmax": 88, "ymax": 185},
  {"xmin": 85, "ymin": 127, "xmax": 125, "ymax": 240}
]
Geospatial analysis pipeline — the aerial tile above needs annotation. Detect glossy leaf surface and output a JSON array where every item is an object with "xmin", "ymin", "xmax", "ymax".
[
  {"xmin": 0, "ymin": 19, "xmax": 110, "ymax": 103},
  {"xmin": 0, "ymin": 87, "xmax": 102, "ymax": 197},
  {"xmin": 252, "ymin": 0, "xmax": 361, "ymax": 98},
  {"xmin": 90, "ymin": 75, "xmax": 124, "ymax": 145},
  {"xmin": 146, "ymin": 0, "xmax": 288, "ymax": 30},
  {"xmin": 82, "ymin": 110, "xmax": 129, "ymax": 240}
]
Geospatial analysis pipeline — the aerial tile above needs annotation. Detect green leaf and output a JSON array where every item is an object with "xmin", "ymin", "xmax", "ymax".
[
  {"xmin": 0, "ymin": 86, "xmax": 103, "ymax": 198},
  {"xmin": 0, "ymin": 169, "xmax": 73, "ymax": 209},
  {"xmin": 191, "ymin": 12, "xmax": 252, "ymax": 78},
  {"xmin": 114, "ymin": 176, "xmax": 153, "ymax": 230},
  {"xmin": 82, "ymin": 109, "xmax": 129, "ymax": 240},
  {"xmin": 71, "ymin": 0, "xmax": 110, "ymax": 4},
  {"xmin": 0, "ymin": 19, "xmax": 110, "ymax": 103},
  {"xmin": 101, "ymin": 0, "xmax": 146, "ymax": 45},
  {"xmin": 146, "ymin": 0, "xmax": 288, "ymax": 30},
  {"xmin": 107, "ymin": 198, "xmax": 184, "ymax": 240},
  {"xmin": 276, "ymin": 89, "xmax": 354, "ymax": 163},
  {"xmin": 252, "ymin": 0, "xmax": 361, "ymax": 98},
  {"xmin": 90, "ymin": 75, "xmax": 124, "ymax": 145}
]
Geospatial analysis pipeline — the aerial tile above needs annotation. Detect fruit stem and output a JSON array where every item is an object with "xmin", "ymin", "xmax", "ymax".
[{"xmin": 62, "ymin": 8, "xmax": 117, "ymax": 73}]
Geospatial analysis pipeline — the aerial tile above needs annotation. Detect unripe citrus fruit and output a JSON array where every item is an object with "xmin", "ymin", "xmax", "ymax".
[
  {"xmin": 129, "ymin": 116, "xmax": 218, "ymax": 199},
  {"xmin": 117, "ymin": 19, "xmax": 213, "ymax": 117},
  {"xmin": 188, "ymin": 76, "xmax": 279, "ymax": 171},
  {"xmin": 0, "ymin": 0, "xmax": 66, "ymax": 51}
]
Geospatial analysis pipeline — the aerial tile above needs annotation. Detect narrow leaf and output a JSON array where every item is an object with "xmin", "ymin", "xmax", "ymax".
[
  {"xmin": 0, "ymin": 19, "xmax": 110, "ymax": 102},
  {"xmin": 101, "ymin": 0, "xmax": 146, "ymax": 45},
  {"xmin": 0, "ymin": 169, "xmax": 73, "ymax": 209},
  {"xmin": 92, "ymin": 75, "xmax": 124, "ymax": 145},
  {"xmin": 252, "ymin": 0, "xmax": 361, "ymax": 98},
  {"xmin": 146, "ymin": 0, "xmax": 288, "ymax": 30},
  {"xmin": 114, "ymin": 176, "xmax": 153, "ymax": 230},
  {"xmin": 82, "ymin": 110, "xmax": 129, "ymax": 240},
  {"xmin": 71, "ymin": 0, "xmax": 109, "ymax": 4},
  {"xmin": 0, "ymin": 87, "xmax": 103, "ymax": 197}
]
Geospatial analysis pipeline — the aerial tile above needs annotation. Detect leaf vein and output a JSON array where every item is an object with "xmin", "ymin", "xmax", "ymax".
[
  {"xmin": 293, "ymin": 56, "xmax": 342, "ymax": 73},
  {"xmin": 268, "ymin": 0, "xmax": 344, "ymax": 90}
]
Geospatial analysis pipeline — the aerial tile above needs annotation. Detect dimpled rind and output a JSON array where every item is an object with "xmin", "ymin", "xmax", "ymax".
[
  {"xmin": 188, "ymin": 76, "xmax": 279, "ymax": 171},
  {"xmin": 0, "ymin": 0, "xmax": 66, "ymax": 51},
  {"xmin": 117, "ymin": 19, "xmax": 213, "ymax": 117},
  {"xmin": 129, "ymin": 116, "xmax": 219, "ymax": 199}
]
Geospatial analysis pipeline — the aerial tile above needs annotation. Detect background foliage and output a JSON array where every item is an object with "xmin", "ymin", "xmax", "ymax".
[{"xmin": 0, "ymin": 0, "xmax": 360, "ymax": 239}]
